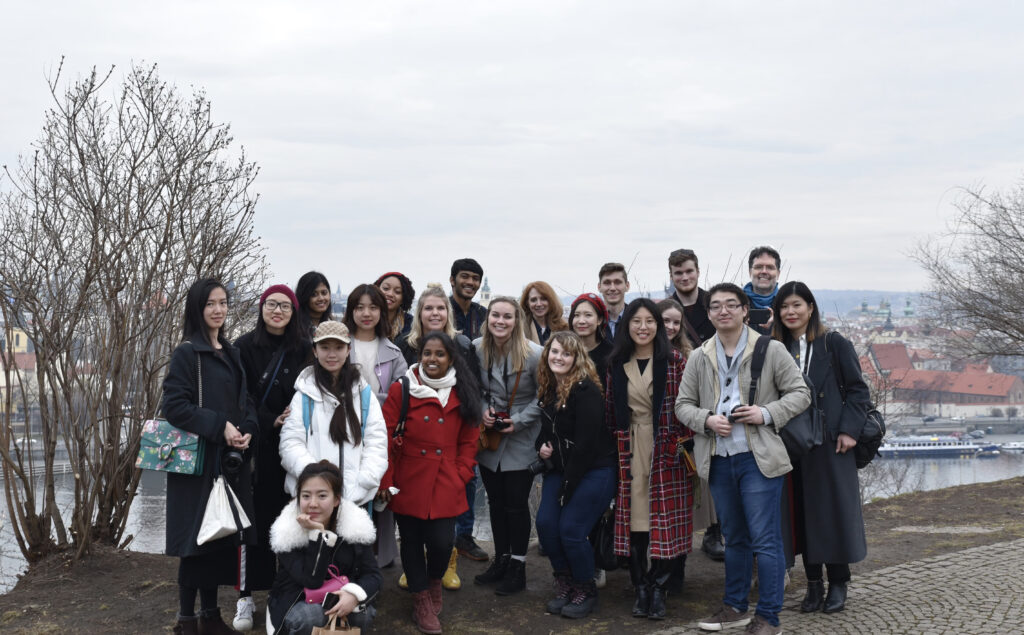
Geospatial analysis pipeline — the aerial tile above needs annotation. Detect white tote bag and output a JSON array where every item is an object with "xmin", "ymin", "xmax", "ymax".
[{"xmin": 197, "ymin": 475, "xmax": 252, "ymax": 545}]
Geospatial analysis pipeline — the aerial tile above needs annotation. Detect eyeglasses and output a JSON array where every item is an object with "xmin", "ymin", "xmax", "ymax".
[
  {"xmin": 264, "ymin": 300, "xmax": 293, "ymax": 313},
  {"xmin": 708, "ymin": 302, "xmax": 742, "ymax": 314}
]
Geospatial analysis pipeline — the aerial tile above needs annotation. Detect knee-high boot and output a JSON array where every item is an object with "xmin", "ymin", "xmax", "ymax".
[
  {"xmin": 647, "ymin": 557, "xmax": 677, "ymax": 620},
  {"xmin": 628, "ymin": 545, "xmax": 650, "ymax": 618}
]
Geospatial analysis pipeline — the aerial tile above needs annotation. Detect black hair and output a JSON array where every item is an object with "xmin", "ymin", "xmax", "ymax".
[
  {"xmin": 182, "ymin": 277, "xmax": 227, "ymax": 347},
  {"xmin": 450, "ymin": 258, "xmax": 483, "ymax": 279},
  {"xmin": 419, "ymin": 331, "xmax": 483, "ymax": 425},
  {"xmin": 296, "ymin": 271, "xmax": 332, "ymax": 332},
  {"xmin": 312, "ymin": 343, "xmax": 363, "ymax": 446},
  {"xmin": 344, "ymin": 284, "xmax": 390, "ymax": 340},
  {"xmin": 771, "ymin": 281, "xmax": 826, "ymax": 343},
  {"xmin": 569, "ymin": 297, "xmax": 608, "ymax": 343},
  {"xmin": 374, "ymin": 272, "xmax": 415, "ymax": 314},
  {"xmin": 253, "ymin": 292, "xmax": 305, "ymax": 352},
  {"xmin": 296, "ymin": 460, "xmax": 343, "ymax": 529},
  {"xmin": 748, "ymin": 246, "xmax": 781, "ymax": 270},
  {"xmin": 609, "ymin": 298, "xmax": 670, "ymax": 365},
  {"xmin": 706, "ymin": 282, "xmax": 750, "ymax": 309}
]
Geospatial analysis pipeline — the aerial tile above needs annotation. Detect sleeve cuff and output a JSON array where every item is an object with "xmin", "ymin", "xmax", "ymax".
[
  {"xmin": 760, "ymin": 407, "xmax": 773, "ymax": 427},
  {"xmin": 341, "ymin": 582, "xmax": 367, "ymax": 606}
]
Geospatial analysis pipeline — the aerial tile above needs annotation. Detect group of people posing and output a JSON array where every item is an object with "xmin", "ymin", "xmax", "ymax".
[{"xmin": 161, "ymin": 247, "xmax": 871, "ymax": 635}]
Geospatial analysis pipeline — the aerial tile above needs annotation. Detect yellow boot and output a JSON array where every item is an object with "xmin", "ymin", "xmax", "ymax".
[
  {"xmin": 442, "ymin": 547, "xmax": 461, "ymax": 590},
  {"xmin": 398, "ymin": 572, "xmax": 408, "ymax": 589}
]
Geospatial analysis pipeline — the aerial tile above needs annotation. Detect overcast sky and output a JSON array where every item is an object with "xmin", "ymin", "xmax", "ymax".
[{"xmin": 3, "ymin": 1, "xmax": 1023, "ymax": 299}]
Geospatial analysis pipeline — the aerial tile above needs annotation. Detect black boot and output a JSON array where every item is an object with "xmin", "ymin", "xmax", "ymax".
[
  {"xmin": 495, "ymin": 558, "xmax": 526, "ymax": 596},
  {"xmin": 561, "ymin": 580, "xmax": 598, "ymax": 619},
  {"xmin": 823, "ymin": 581, "xmax": 848, "ymax": 613},
  {"xmin": 702, "ymin": 523, "xmax": 725, "ymax": 561},
  {"xmin": 801, "ymin": 579, "xmax": 825, "ymax": 612},
  {"xmin": 647, "ymin": 558, "xmax": 673, "ymax": 620},
  {"xmin": 474, "ymin": 553, "xmax": 510, "ymax": 585},
  {"xmin": 628, "ymin": 546, "xmax": 650, "ymax": 618},
  {"xmin": 197, "ymin": 609, "xmax": 242, "ymax": 635},
  {"xmin": 173, "ymin": 615, "xmax": 199, "ymax": 635},
  {"xmin": 546, "ymin": 570, "xmax": 573, "ymax": 614}
]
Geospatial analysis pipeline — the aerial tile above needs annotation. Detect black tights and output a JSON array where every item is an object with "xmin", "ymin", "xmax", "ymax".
[
  {"xmin": 802, "ymin": 553, "xmax": 851, "ymax": 584},
  {"xmin": 396, "ymin": 514, "xmax": 456, "ymax": 592},
  {"xmin": 178, "ymin": 586, "xmax": 218, "ymax": 617},
  {"xmin": 480, "ymin": 466, "xmax": 533, "ymax": 557}
]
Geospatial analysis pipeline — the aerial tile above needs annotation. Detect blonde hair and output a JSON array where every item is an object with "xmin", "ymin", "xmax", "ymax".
[
  {"xmin": 537, "ymin": 331, "xmax": 601, "ymax": 408},
  {"xmin": 480, "ymin": 296, "xmax": 532, "ymax": 373},
  {"xmin": 519, "ymin": 281, "xmax": 568, "ymax": 332},
  {"xmin": 406, "ymin": 284, "xmax": 458, "ymax": 351}
]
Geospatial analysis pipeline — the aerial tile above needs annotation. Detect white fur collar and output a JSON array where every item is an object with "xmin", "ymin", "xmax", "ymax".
[{"xmin": 269, "ymin": 497, "xmax": 376, "ymax": 553}]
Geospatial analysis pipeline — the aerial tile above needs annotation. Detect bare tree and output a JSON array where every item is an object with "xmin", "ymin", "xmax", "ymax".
[
  {"xmin": 0, "ymin": 60, "xmax": 266, "ymax": 562},
  {"xmin": 914, "ymin": 182, "xmax": 1024, "ymax": 358}
]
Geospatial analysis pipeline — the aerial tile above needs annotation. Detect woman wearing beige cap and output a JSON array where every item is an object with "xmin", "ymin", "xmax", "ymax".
[{"xmin": 279, "ymin": 320, "xmax": 388, "ymax": 508}]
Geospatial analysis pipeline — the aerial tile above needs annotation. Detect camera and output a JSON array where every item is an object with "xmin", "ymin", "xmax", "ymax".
[
  {"xmin": 527, "ymin": 457, "xmax": 554, "ymax": 475},
  {"xmin": 726, "ymin": 404, "xmax": 744, "ymax": 424},
  {"xmin": 492, "ymin": 411, "xmax": 512, "ymax": 431},
  {"xmin": 222, "ymin": 449, "xmax": 244, "ymax": 474}
]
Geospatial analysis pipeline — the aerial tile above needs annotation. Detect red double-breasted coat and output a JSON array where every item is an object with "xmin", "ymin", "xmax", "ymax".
[
  {"xmin": 605, "ymin": 349, "xmax": 694, "ymax": 559},
  {"xmin": 380, "ymin": 376, "xmax": 478, "ymax": 520}
]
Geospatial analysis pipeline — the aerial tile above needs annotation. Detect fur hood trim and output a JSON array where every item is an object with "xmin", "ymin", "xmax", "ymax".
[{"xmin": 269, "ymin": 497, "xmax": 376, "ymax": 553}]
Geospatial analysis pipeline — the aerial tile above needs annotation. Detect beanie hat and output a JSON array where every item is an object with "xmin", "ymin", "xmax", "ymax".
[
  {"xmin": 571, "ymin": 293, "xmax": 609, "ymax": 324},
  {"xmin": 260, "ymin": 284, "xmax": 299, "ymax": 311}
]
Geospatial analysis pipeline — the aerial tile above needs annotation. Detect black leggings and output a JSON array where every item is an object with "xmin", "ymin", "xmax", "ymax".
[
  {"xmin": 396, "ymin": 514, "xmax": 456, "ymax": 593},
  {"xmin": 802, "ymin": 553, "xmax": 851, "ymax": 583},
  {"xmin": 178, "ymin": 586, "xmax": 218, "ymax": 617},
  {"xmin": 480, "ymin": 466, "xmax": 533, "ymax": 557}
]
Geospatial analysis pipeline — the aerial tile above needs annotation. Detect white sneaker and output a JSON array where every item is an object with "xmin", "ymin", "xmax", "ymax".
[
  {"xmin": 232, "ymin": 596, "xmax": 255, "ymax": 631},
  {"xmin": 594, "ymin": 568, "xmax": 607, "ymax": 589}
]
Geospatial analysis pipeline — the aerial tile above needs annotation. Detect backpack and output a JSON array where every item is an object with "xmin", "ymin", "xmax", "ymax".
[
  {"xmin": 302, "ymin": 383, "xmax": 374, "ymax": 440},
  {"xmin": 748, "ymin": 335, "xmax": 824, "ymax": 457},
  {"xmin": 828, "ymin": 332, "xmax": 885, "ymax": 469}
]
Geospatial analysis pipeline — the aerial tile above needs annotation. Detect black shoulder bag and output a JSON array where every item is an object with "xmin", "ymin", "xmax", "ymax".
[
  {"xmin": 749, "ymin": 335, "xmax": 823, "ymax": 458},
  {"xmin": 828, "ymin": 332, "xmax": 885, "ymax": 469}
]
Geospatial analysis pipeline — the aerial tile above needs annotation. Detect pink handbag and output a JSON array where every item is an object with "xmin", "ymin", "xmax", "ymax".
[{"xmin": 305, "ymin": 565, "xmax": 350, "ymax": 604}]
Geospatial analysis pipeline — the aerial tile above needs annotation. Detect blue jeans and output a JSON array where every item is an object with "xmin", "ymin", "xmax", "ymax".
[
  {"xmin": 455, "ymin": 467, "xmax": 478, "ymax": 537},
  {"xmin": 535, "ymin": 467, "xmax": 616, "ymax": 583},
  {"xmin": 280, "ymin": 601, "xmax": 375, "ymax": 635},
  {"xmin": 708, "ymin": 452, "xmax": 785, "ymax": 626}
]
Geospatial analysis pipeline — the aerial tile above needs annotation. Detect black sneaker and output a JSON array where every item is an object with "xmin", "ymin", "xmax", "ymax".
[
  {"xmin": 494, "ymin": 558, "xmax": 526, "ymax": 596},
  {"xmin": 474, "ymin": 553, "xmax": 510, "ymax": 585},
  {"xmin": 455, "ymin": 533, "xmax": 489, "ymax": 561}
]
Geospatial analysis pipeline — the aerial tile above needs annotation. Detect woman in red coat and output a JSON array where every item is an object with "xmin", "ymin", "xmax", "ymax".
[{"xmin": 379, "ymin": 331, "xmax": 482, "ymax": 634}]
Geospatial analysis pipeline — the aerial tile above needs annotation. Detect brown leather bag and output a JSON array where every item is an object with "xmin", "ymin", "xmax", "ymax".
[{"xmin": 478, "ymin": 367, "xmax": 522, "ymax": 452}]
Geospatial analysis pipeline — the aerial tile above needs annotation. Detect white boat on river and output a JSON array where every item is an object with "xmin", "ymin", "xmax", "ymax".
[{"xmin": 878, "ymin": 436, "xmax": 981, "ymax": 459}]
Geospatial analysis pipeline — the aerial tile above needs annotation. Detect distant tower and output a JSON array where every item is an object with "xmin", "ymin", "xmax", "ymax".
[
  {"xmin": 861, "ymin": 298, "xmax": 869, "ymax": 314},
  {"xmin": 480, "ymin": 277, "xmax": 492, "ymax": 305},
  {"xmin": 904, "ymin": 298, "xmax": 914, "ymax": 317}
]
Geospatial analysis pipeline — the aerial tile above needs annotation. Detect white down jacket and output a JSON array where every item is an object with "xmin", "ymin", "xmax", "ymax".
[{"xmin": 279, "ymin": 366, "xmax": 388, "ymax": 505}]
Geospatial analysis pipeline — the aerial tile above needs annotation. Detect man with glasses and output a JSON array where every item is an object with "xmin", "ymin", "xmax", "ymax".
[{"xmin": 674, "ymin": 283, "xmax": 809, "ymax": 635}]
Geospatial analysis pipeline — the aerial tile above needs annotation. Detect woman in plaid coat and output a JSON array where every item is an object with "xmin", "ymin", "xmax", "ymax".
[{"xmin": 605, "ymin": 298, "xmax": 694, "ymax": 621}]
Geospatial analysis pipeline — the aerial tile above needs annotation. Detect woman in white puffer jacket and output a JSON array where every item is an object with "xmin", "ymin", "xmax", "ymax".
[{"xmin": 279, "ymin": 320, "xmax": 388, "ymax": 506}]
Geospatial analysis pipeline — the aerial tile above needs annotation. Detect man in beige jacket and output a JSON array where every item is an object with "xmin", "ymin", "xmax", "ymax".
[{"xmin": 675, "ymin": 283, "xmax": 809, "ymax": 635}]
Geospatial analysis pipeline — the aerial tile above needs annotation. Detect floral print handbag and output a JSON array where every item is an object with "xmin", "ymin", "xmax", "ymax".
[{"xmin": 135, "ymin": 354, "xmax": 206, "ymax": 475}]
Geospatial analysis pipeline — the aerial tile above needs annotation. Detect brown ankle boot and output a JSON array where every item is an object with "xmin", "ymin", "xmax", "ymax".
[
  {"xmin": 428, "ymin": 578, "xmax": 443, "ymax": 616},
  {"xmin": 198, "ymin": 609, "xmax": 243, "ymax": 635},
  {"xmin": 173, "ymin": 616, "xmax": 199, "ymax": 635},
  {"xmin": 412, "ymin": 590, "xmax": 442, "ymax": 634}
]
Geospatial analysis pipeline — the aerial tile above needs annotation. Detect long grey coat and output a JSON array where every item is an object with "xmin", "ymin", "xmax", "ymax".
[
  {"xmin": 474, "ymin": 339, "xmax": 543, "ymax": 472},
  {"xmin": 792, "ymin": 332, "xmax": 868, "ymax": 564}
]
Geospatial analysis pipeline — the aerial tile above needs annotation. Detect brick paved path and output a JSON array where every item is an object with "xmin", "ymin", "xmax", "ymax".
[{"xmin": 655, "ymin": 538, "xmax": 1024, "ymax": 634}]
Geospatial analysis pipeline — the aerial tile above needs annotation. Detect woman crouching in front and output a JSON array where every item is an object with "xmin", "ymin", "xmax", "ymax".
[
  {"xmin": 267, "ymin": 460, "xmax": 381, "ymax": 634},
  {"xmin": 534, "ymin": 332, "xmax": 617, "ymax": 619}
]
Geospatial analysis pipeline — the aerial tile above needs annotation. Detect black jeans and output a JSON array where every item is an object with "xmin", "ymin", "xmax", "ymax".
[
  {"xmin": 396, "ymin": 514, "xmax": 456, "ymax": 593},
  {"xmin": 802, "ymin": 553, "xmax": 851, "ymax": 583},
  {"xmin": 479, "ymin": 465, "xmax": 533, "ymax": 557}
]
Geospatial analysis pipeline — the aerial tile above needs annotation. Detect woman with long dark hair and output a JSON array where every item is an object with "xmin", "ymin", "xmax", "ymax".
[
  {"xmin": 605, "ymin": 298, "xmax": 694, "ymax": 621},
  {"xmin": 520, "ymin": 281, "xmax": 569, "ymax": 346},
  {"xmin": 472, "ymin": 297, "xmax": 544, "ymax": 596},
  {"xmin": 570, "ymin": 292, "xmax": 612, "ymax": 381},
  {"xmin": 375, "ymin": 272, "xmax": 415, "ymax": 340},
  {"xmin": 162, "ymin": 278, "xmax": 258, "ymax": 635},
  {"xmin": 534, "ymin": 331, "xmax": 617, "ymax": 619},
  {"xmin": 296, "ymin": 271, "xmax": 333, "ymax": 335},
  {"xmin": 772, "ymin": 281, "xmax": 868, "ymax": 615},
  {"xmin": 379, "ymin": 332, "xmax": 482, "ymax": 634},
  {"xmin": 232, "ymin": 284, "xmax": 310, "ymax": 631},
  {"xmin": 278, "ymin": 321, "xmax": 388, "ymax": 507}
]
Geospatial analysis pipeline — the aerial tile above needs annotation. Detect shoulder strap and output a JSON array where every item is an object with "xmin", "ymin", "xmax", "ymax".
[
  {"xmin": 257, "ymin": 347, "xmax": 287, "ymax": 408},
  {"xmin": 747, "ymin": 335, "xmax": 771, "ymax": 405},
  {"xmin": 302, "ymin": 394, "xmax": 313, "ymax": 435},
  {"xmin": 394, "ymin": 376, "xmax": 411, "ymax": 442},
  {"xmin": 827, "ymin": 331, "xmax": 848, "ymax": 401},
  {"xmin": 359, "ymin": 384, "xmax": 373, "ymax": 436}
]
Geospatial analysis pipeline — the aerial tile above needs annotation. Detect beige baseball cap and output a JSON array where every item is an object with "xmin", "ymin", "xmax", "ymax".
[{"xmin": 313, "ymin": 320, "xmax": 351, "ymax": 344}]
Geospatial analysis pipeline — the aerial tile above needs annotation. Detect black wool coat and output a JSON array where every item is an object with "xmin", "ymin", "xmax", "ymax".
[
  {"xmin": 161, "ymin": 334, "xmax": 259, "ymax": 558},
  {"xmin": 792, "ymin": 331, "xmax": 869, "ymax": 565}
]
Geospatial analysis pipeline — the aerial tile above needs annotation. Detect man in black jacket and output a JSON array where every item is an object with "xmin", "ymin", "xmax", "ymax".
[{"xmin": 667, "ymin": 249, "xmax": 716, "ymax": 348}]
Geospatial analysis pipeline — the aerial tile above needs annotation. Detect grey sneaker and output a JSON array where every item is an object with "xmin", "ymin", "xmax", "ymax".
[
  {"xmin": 744, "ymin": 615, "xmax": 782, "ymax": 635},
  {"xmin": 697, "ymin": 604, "xmax": 752, "ymax": 631}
]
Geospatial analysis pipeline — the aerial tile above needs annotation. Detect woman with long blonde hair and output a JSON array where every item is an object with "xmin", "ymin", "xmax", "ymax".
[
  {"xmin": 520, "ymin": 281, "xmax": 569, "ymax": 346},
  {"xmin": 533, "ymin": 332, "xmax": 617, "ymax": 618},
  {"xmin": 473, "ymin": 296, "xmax": 544, "ymax": 596}
]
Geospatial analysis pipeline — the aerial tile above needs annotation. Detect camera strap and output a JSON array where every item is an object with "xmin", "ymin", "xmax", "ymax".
[{"xmin": 487, "ymin": 357, "xmax": 523, "ymax": 410}]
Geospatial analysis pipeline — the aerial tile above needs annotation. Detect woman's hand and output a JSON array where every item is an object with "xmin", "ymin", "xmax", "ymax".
[
  {"xmin": 224, "ymin": 422, "xmax": 250, "ymax": 449},
  {"xmin": 482, "ymin": 407, "xmax": 496, "ymax": 428},
  {"xmin": 538, "ymin": 442, "xmax": 553, "ymax": 460},
  {"xmin": 498, "ymin": 418, "xmax": 516, "ymax": 434},
  {"xmin": 296, "ymin": 513, "xmax": 325, "ymax": 532},
  {"xmin": 377, "ymin": 488, "xmax": 392, "ymax": 504},
  {"xmin": 324, "ymin": 590, "xmax": 359, "ymax": 618},
  {"xmin": 275, "ymin": 406, "xmax": 291, "ymax": 428},
  {"xmin": 836, "ymin": 433, "xmax": 857, "ymax": 454}
]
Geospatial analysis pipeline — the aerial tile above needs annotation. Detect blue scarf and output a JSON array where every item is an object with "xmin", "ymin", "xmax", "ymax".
[{"xmin": 743, "ymin": 282, "xmax": 778, "ymax": 310}]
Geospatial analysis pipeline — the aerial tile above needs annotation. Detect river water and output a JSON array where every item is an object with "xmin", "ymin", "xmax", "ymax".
[{"xmin": 3, "ymin": 435, "xmax": 1024, "ymax": 594}]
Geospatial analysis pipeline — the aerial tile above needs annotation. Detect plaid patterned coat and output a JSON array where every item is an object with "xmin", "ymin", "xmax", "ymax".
[{"xmin": 605, "ymin": 349, "xmax": 694, "ymax": 559}]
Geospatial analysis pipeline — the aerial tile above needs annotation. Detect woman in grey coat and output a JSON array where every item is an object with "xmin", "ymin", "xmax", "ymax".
[
  {"xmin": 472, "ymin": 296, "xmax": 544, "ymax": 596},
  {"xmin": 772, "ymin": 282, "xmax": 868, "ymax": 615}
]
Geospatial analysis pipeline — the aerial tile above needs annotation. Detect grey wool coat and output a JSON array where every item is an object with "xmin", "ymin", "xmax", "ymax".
[{"xmin": 473, "ymin": 338, "xmax": 544, "ymax": 472}]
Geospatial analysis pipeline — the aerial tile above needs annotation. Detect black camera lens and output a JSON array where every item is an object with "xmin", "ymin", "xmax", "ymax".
[{"xmin": 222, "ymin": 450, "xmax": 244, "ymax": 474}]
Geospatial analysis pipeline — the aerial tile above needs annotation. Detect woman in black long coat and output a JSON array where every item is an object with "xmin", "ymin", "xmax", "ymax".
[
  {"xmin": 162, "ymin": 278, "xmax": 259, "ymax": 635},
  {"xmin": 772, "ymin": 281, "xmax": 868, "ymax": 616},
  {"xmin": 231, "ymin": 283, "xmax": 310, "ymax": 630}
]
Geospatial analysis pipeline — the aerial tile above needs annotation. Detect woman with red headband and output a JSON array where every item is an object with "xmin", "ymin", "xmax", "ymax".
[{"xmin": 569, "ymin": 293, "xmax": 612, "ymax": 382}]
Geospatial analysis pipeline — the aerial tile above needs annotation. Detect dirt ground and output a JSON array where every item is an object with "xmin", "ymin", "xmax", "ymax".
[{"xmin": 1, "ymin": 476, "xmax": 1022, "ymax": 634}]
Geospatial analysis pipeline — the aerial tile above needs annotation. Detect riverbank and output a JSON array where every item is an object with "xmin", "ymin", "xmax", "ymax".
[{"xmin": 1, "ymin": 476, "xmax": 1022, "ymax": 633}]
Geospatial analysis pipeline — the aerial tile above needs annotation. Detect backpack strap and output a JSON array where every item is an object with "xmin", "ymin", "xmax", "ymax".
[
  {"xmin": 393, "ymin": 376, "xmax": 411, "ymax": 445},
  {"xmin": 302, "ymin": 394, "xmax": 313, "ymax": 435},
  {"xmin": 747, "ymin": 335, "xmax": 772, "ymax": 406},
  {"xmin": 359, "ymin": 384, "xmax": 373, "ymax": 437}
]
